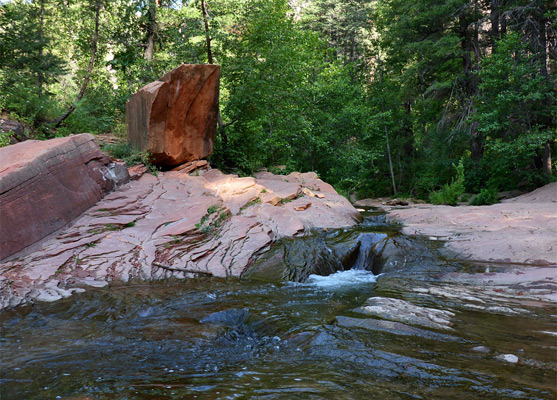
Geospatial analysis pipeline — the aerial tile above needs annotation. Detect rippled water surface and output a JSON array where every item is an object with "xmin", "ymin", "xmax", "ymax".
[{"xmin": 1, "ymin": 213, "xmax": 555, "ymax": 399}]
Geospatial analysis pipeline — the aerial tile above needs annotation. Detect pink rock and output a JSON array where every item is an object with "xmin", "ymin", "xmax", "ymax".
[
  {"xmin": 128, "ymin": 164, "xmax": 148, "ymax": 180},
  {"xmin": 172, "ymin": 159, "xmax": 210, "ymax": 174},
  {"xmin": 388, "ymin": 182, "xmax": 557, "ymax": 266},
  {"xmin": 0, "ymin": 168, "xmax": 361, "ymax": 309},
  {"xmin": 256, "ymin": 178, "xmax": 301, "ymax": 200}
]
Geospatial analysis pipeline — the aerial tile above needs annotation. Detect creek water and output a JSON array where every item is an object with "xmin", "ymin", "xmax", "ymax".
[{"xmin": 1, "ymin": 211, "xmax": 555, "ymax": 399}]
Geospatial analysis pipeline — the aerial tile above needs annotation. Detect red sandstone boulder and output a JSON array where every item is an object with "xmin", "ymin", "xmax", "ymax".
[
  {"xmin": 126, "ymin": 63, "xmax": 220, "ymax": 166},
  {"xmin": 0, "ymin": 134, "xmax": 129, "ymax": 260}
]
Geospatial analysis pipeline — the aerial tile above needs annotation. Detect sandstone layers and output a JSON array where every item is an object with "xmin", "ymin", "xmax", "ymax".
[
  {"xmin": 375, "ymin": 184, "xmax": 557, "ymax": 304},
  {"xmin": 126, "ymin": 63, "xmax": 220, "ymax": 166},
  {"xmin": 0, "ymin": 167, "xmax": 361, "ymax": 309},
  {"xmin": 0, "ymin": 134, "xmax": 129, "ymax": 261},
  {"xmin": 386, "ymin": 182, "xmax": 557, "ymax": 266}
]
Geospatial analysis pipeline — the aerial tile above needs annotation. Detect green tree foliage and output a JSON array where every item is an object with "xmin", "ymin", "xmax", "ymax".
[
  {"xmin": 297, "ymin": 0, "xmax": 374, "ymax": 66},
  {"xmin": 215, "ymin": 0, "xmax": 384, "ymax": 194},
  {"xmin": 0, "ymin": 0, "xmax": 66, "ymax": 124},
  {"xmin": 370, "ymin": 0, "xmax": 555, "ymax": 196},
  {"xmin": 0, "ymin": 0, "xmax": 554, "ymax": 198},
  {"xmin": 216, "ymin": 0, "xmax": 324, "ymax": 172},
  {"xmin": 472, "ymin": 33, "xmax": 556, "ymax": 190}
]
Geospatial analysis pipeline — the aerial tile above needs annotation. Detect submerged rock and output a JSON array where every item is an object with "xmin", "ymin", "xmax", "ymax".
[
  {"xmin": 244, "ymin": 230, "xmax": 389, "ymax": 283},
  {"xmin": 0, "ymin": 168, "xmax": 360, "ymax": 309},
  {"xmin": 495, "ymin": 354, "xmax": 519, "ymax": 364},
  {"xmin": 0, "ymin": 134, "xmax": 129, "ymax": 260},
  {"xmin": 471, "ymin": 345, "xmax": 491, "ymax": 354},
  {"xmin": 336, "ymin": 316, "xmax": 460, "ymax": 341},
  {"xmin": 353, "ymin": 297, "xmax": 455, "ymax": 331},
  {"xmin": 370, "ymin": 235, "xmax": 436, "ymax": 275}
]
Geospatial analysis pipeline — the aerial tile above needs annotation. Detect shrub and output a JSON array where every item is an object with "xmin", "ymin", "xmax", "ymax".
[
  {"xmin": 103, "ymin": 142, "xmax": 158, "ymax": 175},
  {"xmin": 469, "ymin": 187, "xmax": 498, "ymax": 206},
  {"xmin": 0, "ymin": 132, "xmax": 13, "ymax": 147},
  {"xmin": 429, "ymin": 182, "xmax": 464, "ymax": 206},
  {"xmin": 103, "ymin": 142, "xmax": 133, "ymax": 160},
  {"xmin": 428, "ymin": 159, "xmax": 465, "ymax": 206}
]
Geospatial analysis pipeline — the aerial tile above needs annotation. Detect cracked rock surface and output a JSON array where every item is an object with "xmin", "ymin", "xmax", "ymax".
[{"xmin": 0, "ymin": 168, "xmax": 360, "ymax": 309}]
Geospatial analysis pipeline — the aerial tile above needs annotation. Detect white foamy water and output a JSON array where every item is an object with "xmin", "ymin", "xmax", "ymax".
[{"xmin": 304, "ymin": 269, "xmax": 378, "ymax": 288}]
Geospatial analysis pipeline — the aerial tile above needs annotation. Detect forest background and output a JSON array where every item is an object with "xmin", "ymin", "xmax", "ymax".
[{"xmin": 0, "ymin": 0, "xmax": 555, "ymax": 202}]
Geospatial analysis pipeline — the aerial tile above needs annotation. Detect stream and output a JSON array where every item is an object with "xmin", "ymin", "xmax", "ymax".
[{"xmin": 1, "ymin": 210, "xmax": 555, "ymax": 399}]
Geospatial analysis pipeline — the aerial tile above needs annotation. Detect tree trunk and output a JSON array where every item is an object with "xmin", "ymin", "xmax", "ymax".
[
  {"xmin": 144, "ymin": 0, "xmax": 157, "ymax": 61},
  {"xmin": 201, "ymin": 0, "xmax": 228, "ymax": 151},
  {"xmin": 38, "ymin": 0, "xmax": 45, "ymax": 95},
  {"xmin": 542, "ymin": 140, "xmax": 552, "ymax": 175},
  {"xmin": 53, "ymin": 1, "xmax": 100, "ymax": 128},
  {"xmin": 385, "ymin": 126, "xmax": 397, "ymax": 195},
  {"xmin": 217, "ymin": 114, "xmax": 228, "ymax": 149},
  {"xmin": 401, "ymin": 98, "xmax": 414, "ymax": 161},
  {"xmin": 471, "ymin": 2, "xmax": 482, "ymax": 161},
  {"xmin": 460, "ymin": 3, "xmax": 482, "ymax": 162},
  {"xmin": 535, "ymin": 0, "xmax": 548, "ymax": 78},
  {"xmin": 201, "ymin": 0, "xmax": 213, "ymax": 64},
  {"xmin": 534, "ymin": 0, "xmax": 553, "ymax": 176},
  {"xmin": 490, "ymin": 0, "xmax": 500, "ymax": 50},
  {"xmin": 472, "ymin": 0, "xmax": 480, "ymax": 87},
  {"xmin": 470, "ymin": 121, "xmax": 483, "ymax": 162}
]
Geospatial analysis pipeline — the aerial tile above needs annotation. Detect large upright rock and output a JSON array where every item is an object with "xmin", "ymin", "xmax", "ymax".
[
  {"xmin": 0, "ymin": 134, "xmax": 129, "ymax": 260},
  {"xmin": 126, "ymin": 64, "xmax": 220, "ymax": 166}
]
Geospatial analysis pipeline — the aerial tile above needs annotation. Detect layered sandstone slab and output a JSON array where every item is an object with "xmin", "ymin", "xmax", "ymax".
[
  {"xmin": 126, "ymin": 63, "xmax": 220, "ymax": 166},
  {"xmin": 0, "ymin": 134, "xmax": 129, "ymax": 260},
  {"xmin": 387, "ymin": 182, "xmax": 557, "ymax": 266},
  {"xmin": 0, "ymin": 168, "xmax": 361, "ymax": 309}
]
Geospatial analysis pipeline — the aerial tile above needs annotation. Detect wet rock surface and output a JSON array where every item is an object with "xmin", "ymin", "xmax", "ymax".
[
  {"xmin": 335, "ymin": 316, "xmax": 460, "ymax": 341},
  {"xmin": 244, "ymin": 212, "xmax": 441, "ymax": 283},
  {"xmin": 353, "ymin": 185, "xmax": 557, "ymax": 337},
  {"xmin": 426, "ymin": 265, "xmax": 557, "ymax": 305},
  {"xmin": 0, "ymin": 168, "xmax": 360, "ymax": 309},
  {"xmin": 0, "ymin": 134, "xmax": 129, "ymax": 260},
  {"xmin": 1, "ymin": 206, "xmax": 556, "ymax": 400},
  {"xmin": 353, "ymin": 296, "xmax": 455, "ymax": 331}
]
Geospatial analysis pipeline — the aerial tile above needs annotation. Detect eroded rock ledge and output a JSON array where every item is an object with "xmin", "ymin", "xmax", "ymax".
[
  {"xmin": 385, "ymin": 183, "xmax": 557, "ymax": 267},
  {"xmin": 0, "ymin": 167, "xmax": 360, "ymax": 309}
]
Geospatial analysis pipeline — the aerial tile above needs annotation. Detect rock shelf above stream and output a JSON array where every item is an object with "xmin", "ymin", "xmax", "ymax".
[
  {"xmin": 0, "ymin": 164, "xmax": 361, "ymax": 309},
  {"xmin": 384, "ymin": 182, "xmax": 557, "ymax": 267}
]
